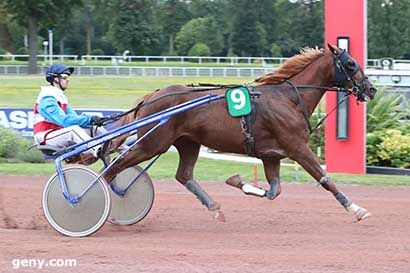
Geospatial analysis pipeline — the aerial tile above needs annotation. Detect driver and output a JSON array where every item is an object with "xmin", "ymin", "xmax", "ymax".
[{"xmin": 33, "ymin": 64, "xmax": 105, "ymax": 164}]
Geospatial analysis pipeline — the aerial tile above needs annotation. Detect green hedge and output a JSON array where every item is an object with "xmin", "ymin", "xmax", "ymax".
[
  {"xmin": 367, "ymin": 129, "xmax": 410, "ymax": 168},
  {"xmin": 0, "ymin": 126, "xmax": 45, "ymax": 163},
  {"xmin": 309, "ymin": 112, "xmax": 325, "ymax": 163}
]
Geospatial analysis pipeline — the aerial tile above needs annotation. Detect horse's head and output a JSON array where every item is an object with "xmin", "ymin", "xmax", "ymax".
[{"xmin": 328, "ymin": 43, "xmax": 377, "ymax": 102}]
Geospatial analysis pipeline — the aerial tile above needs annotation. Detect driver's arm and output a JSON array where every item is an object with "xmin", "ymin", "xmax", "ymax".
[{"xmin": 38, "ymin": 96, "xmax": 92, "ymax": 127}]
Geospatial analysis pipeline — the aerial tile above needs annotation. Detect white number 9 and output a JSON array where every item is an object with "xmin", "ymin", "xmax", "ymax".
[{"xmin": 231, "ymin": 89, "xmax": 246, "ymax": 110}]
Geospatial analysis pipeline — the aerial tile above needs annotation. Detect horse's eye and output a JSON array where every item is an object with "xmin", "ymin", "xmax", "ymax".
[{"xmin": 346, "ymin": 60, "xmax": 356, "ymax": 71}]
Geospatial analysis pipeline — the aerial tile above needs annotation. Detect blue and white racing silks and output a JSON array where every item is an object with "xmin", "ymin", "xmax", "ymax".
[{"xmin": 34, "ymin": 86, "xmax": 92, "ymax": 129}]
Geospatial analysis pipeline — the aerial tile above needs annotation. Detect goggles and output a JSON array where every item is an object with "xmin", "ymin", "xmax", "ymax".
[{"xmin": 58, "ymin": 73, "xmax": 70, "ymax": 80}]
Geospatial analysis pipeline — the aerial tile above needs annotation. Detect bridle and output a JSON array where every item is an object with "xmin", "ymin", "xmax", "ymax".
[
  {"xmin": 333, "ymin": 49, "xmax": 370, "ymax": 102},
  {"xmin": 285, "ymin": 50, "xmax": 372, "ymax": 134}
]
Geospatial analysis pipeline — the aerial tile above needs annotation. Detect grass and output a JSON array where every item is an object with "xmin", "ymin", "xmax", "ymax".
[
  {"xmin": 0, "ymin": 75, "xmax": 409, "ymax": 185},
  {"xmin": 1, "ymin": 151, "xmax": 409, "ymax": 186},
  {"xmin": 0, "ymin": 75, "xmax": 253, "ymax": 108}
]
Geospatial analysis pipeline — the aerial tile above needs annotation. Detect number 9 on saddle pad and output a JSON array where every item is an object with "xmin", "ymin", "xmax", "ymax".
[{"xmin": 225, "ymin": 86, "xmax": 252, "ymax": 117}]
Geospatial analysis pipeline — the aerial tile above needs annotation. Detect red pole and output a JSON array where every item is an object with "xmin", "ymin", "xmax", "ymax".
[{"xmin": 324, "ymin": 0, "xmax": 367, "ymax": 174}]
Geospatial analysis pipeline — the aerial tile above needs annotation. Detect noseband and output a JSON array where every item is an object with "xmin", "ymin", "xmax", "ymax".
[{"xmin": 333, "ymin": 50, "xmax": 368, "ymax": 101}]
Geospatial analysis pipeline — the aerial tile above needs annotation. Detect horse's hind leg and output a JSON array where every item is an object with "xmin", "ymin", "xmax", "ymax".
[
  {"xmin": 291, "ymin": 144, "xmax": 371, "ymax": 222},
  {"xmin": 104, "ymin": 142, "xmax": 170, "ymax": 183},
  {"xmin": 174, "ymin": 138, "xmax": 225, "ymax": 221}
]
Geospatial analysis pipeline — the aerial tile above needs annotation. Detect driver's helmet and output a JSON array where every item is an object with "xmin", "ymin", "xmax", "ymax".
[{"xmin": 45, "ymin": 64, "xmax": 75, "ymax": 83}]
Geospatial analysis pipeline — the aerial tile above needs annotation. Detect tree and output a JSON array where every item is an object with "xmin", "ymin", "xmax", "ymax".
[
  {"xmin": 107, "ymin": 0, "xmax": 162, "ymax": 55},
  {"xmin": 1, "ymin": 0, "xmax": 408, "ymax": 60},
  {"xmin": 0, "ymin": 4, "xmax": 14, "ymax": 52},
  {"xmin": 189, "ymin": 0, "xmax": 229, "ymax": 55},
  {"xmin": 270, "ymin": 43, "xmax": 282, "ymax": 57},
  {"xmin": 189, "ymin": 0, "xmax": 227, "ymax": 20},
  {"xmin": 1, "ymin": 0, "xmax": 81, "ymax": 73},
  {"xmin": 229, "ymin": 0, "xmax": 268, "ymax": 56},
  {"xmin": 175, "ymin": 17, "xmax": 223, "ymax": 56},
  {"xmin": 254, "ymin": 0, "xmax": 278, "ymax": 47},
  {"xmin": 158, "ymin": 0, "xmax": 191, "ymax": 55},
  {"xmin": 60, "ymin": 1, "xmax": 115, "ymax": 55},
  {"xmin": 300, "ymin": 0, "xmax": 323, "ymax": 48},
  {"xmin": 83, "ymin": 0, "xmax": 95, "ymax": 55},
  {"xmin": 273, "ymin": 0, "xmax": 323, "ymax": 57},
  {"xmin": 368, "ymin": 0, "xmax": 410, "ymax": 59},
  {"xmin": 188, "ymin": 43, "xmax": 210, "ymax": 56}
]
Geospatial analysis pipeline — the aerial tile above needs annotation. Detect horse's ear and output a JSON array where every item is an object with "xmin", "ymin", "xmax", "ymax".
[{"xmin": 327, "ymin": 43, "xmax": 340, "ymax": 56}]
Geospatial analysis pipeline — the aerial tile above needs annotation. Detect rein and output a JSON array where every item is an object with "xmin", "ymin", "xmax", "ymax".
[
  {"xmin": 311, "ymin": 93, "xmax": 349, "ymax": 133},
  {"xmin": 283, "ymin": 80, "xmax": 351, "ymax": 135},
  {"xmin": 293, "ymin": 84, "xmax": 352, "ymax": 134},
  {"xmin": 98, "ymin": 84, "xmax": 242, "ymax": 125},
  {"xmin": 98, "ymin": 80, "xmax": 351, "ymax": 137}
]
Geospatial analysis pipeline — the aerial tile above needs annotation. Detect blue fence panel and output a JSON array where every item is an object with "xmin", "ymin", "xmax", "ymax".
[{"xmin": 0, "ymin": 108, "xmax": 123, "ymax": 138}]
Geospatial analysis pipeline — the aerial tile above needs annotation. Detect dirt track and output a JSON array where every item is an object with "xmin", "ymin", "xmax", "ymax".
[{"xmin": 0, "ymin": 175, "xmax": 409, "ymax": 273}]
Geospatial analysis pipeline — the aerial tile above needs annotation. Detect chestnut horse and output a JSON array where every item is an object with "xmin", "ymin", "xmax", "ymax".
[{"xmin": 106, "ymin": 44, "xmax": 377, "ymax": 222}]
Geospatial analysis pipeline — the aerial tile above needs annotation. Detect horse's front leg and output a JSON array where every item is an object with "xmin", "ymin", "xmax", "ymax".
[
  {"xmin": 291, "ymin": 144, "xmax": 371, "ymax": 222},
  {"xmin": 262, "ymin": 158, "xmax": 282, "ymax": 200}
]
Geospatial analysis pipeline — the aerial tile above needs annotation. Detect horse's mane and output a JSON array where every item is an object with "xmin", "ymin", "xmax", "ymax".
[{"xmin": 254, "ymin": 47, "xmax": 326, "ymax": 85}]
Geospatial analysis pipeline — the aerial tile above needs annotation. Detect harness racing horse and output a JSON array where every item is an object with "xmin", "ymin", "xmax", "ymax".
[{"xmin": 106, "ymin": 44, "xmax": 377, "ymax": 222}]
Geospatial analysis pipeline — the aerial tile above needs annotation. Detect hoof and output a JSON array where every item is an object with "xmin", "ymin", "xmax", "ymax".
[
  {"xmin": 354, "ymin": 208, "xmax": 371, "ymax": 222},
  {"xmin": 225, "ymin": 175, "xmax": 243, "ymax": 189},
  {"xmin": 208, "ymin": 203, "xmax": 225, "ymax": 222},
  {"xmin": 212, "ymin": 209, "xmax": 226, "ymax": 222},
  {"xmin": 265, "ymin": 189, "xmax": 277, "ymax": 200},
  {"xmin": 266, "ymin": 183, "xmax": 281, "ymax": 200},
  {"xmin": 347, "ymin": 203, "xmax": 371, "ymax": 222},
  {"xmin": 208, "ymin": 202, "xmax": 221, "ymax": 211}
]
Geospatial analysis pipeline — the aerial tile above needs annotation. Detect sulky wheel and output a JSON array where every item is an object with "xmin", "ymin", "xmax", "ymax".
[
  {"xmin": 42, "ymin": 165, "xmax": 110, "ymax": 237},
  {"xmin": 108, "ymin": 166, "xmax": 154, "ymax": 225}
]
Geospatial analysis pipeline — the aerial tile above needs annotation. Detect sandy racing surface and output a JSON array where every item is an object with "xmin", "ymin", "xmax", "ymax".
[{"xmin": 0, "ymin": 174, "xmax": 409, "ymax": 273}]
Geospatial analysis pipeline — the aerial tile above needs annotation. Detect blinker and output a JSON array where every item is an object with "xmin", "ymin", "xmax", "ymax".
[{"xmin": 334, "ymin": 50, "xmax": 359, "ymax": 86}]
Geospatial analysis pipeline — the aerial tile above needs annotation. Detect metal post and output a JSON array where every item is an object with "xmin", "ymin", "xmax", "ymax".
[
  {"xmin": 42, "ymin": 41, "xmax": 48, "ymax": 64},
  {"xmin": 48, "ymin": 30, "xmax": 53, "ymax": 65}
]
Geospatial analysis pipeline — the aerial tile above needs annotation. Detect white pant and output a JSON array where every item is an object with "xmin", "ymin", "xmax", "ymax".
[{"xmin": 34, "ymin": 125, "xmax": 107, "ymax": 157}]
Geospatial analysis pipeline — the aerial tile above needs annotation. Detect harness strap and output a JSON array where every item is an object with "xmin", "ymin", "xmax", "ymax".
[
  {"xmin": 241, "ymin": 114, "xmax": 255, "ymax": 157},
  {"xmin": 240, "ymin": 85, "xmax": 258, "ymax": 157},
  {"xmin": 285, "ymin": 80, "xmax": 313, "ymax": 133}
]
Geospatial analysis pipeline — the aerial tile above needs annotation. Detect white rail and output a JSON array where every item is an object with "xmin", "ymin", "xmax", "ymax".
[
  {"xmin": 0, "ymin": 65, "xmax": 273, "ymax": 78},
  {"xmin": 0, "ymin": 54, "xmax": 78, "ymax": 61},
  {"xmin": 2, "ymin": 54, "xmax": 410, "ymax": 69},
  {"xmin": 0, "ymin": 65, "xmax": 410, "ymax": 87}
]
